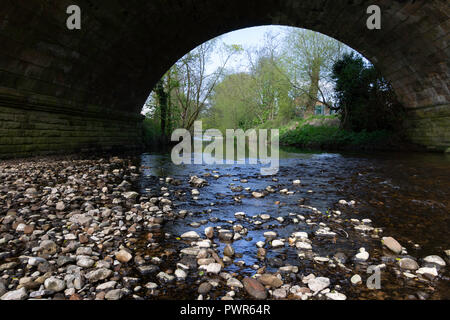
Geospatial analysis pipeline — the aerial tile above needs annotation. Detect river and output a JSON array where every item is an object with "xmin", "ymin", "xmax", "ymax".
[{"xmin": 131, "ymin": 148, "xmax": 450, "ymax": 300}]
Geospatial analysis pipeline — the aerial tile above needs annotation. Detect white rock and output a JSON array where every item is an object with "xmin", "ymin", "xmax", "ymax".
[
  {"xmin": 351, "ymin": 274, "xmax": 362, "ymax": 285},
  {"xmin": 416, "ymin": 267, "xmax": 438, "ymax": 278},
  {"xmin": 200, "ymin": 263, "xmax": 222, "ymax": 274},
  {"xmin": 123, "ymin": 192, "xmax": 139, "ymax": 200},
  {"xmin": 292, "ymin": 232, "xmax": 308, "ymax": 240},
  {"xmin": 271, "ymin": 240, "xmax": 284, "ymax": 248},
  {"xmin": 227, "ymin": 278, "xmax": 243, "ymax": 288},
  {"xmin": 44, "ymin": 277, "xmax": 66, "ymax": 292},
  {"xmin": 423, "ymin": 255, "xmax": 446, "ymax": 267},
  {"xmin": 1, "ymin": 287, "xmax": 28, "ymax": 300},
  {"xmin": 264, "ymin": 231, "xmax": 277, "ymax": 239},
  {"xmin": 196, "ymin": 240, "xmax": 211, "ymax": 248},
  {"xmin": 326, "ymin": 292, "xmax": 347, "ymax": 300},
  {"xmin": 296, "ymin": 242, "xmax": 312, "ymax": 250},
  {"xmin": 180, "ymin": 231, "xmax": 200, "ymax": 239},
  {"xmin": 256, "ymin": 241, "xmax": 265, "ymax": 248},
  {"xmin": 204, "ymin": 227, "xmax": 214, "ymax": 239},
  {"xmin": 175, "ymin": 269, "xmax": 187, "ymax": 279},
  {"xmin": 77, "ymin": 257, "xmax": 95, "ymax": 268},
  {"xmin": 308, "ymin": 277, "xmax": 330, "ymax": 292},
  {"xmin": 96, "ymin": 281, "xmax": 117, "ymax": 291},
  {"xmin": 272, "ymin": 288, "xmax": 287, "ymax": 299},
  {"xmin": 354, "ymin": 248, "xmax": 369, "ymax": 262},
  {"xmin": 234, "ymin": 212, "xmax": 246, "ymax": 218},
  {"xmin": 314, "ymin": 257, "xmax": 330, "ymax": 263},
  {"xmin": 145, "ymin": 282, "xmax": 158, "ymax": 289}
]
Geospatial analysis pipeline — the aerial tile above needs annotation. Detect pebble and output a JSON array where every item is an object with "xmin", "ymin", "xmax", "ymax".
[
  {"xmin": 204, "ymin": 227, "xmax": 214, "ymax": 239},
  {"xmin": 354, "ymin": 248, "xmax": 369, "ymax": 262},
  {"xmin": 242, "ymin": 277, "xmax": 267, "ymax": 299},
  {"xmin": 198, "ymin": 282, "xmax": 212, "ymax": 294},
  {"xmin": 227, "ymin": 278, "xmax": 243, "ymax": 288},
  {"xmin": 416, "ymin": 267, "xmax": 438, "ymax": 279},
  {"xmin": 382, "ymin": 237, "xmax": 402, "ymax": 254},
  {"xmin": 326, "ymin": 292, "xmax": 347, "ymax": 300},
  {"xmin": 350, "ymin": 274, "xmax": 362, "ymax": 285},
  {"xmin": 115, "ymin": 250, "xmax": 133, "ymax": 263},
  {"xmin": 259, "ymin": 274, "xmax": 283, "ymax": 288},
  {"xmin": 175, "ymin": 269, "xmax": 187, "ymax": 279},
  {"xmin": 85, "ymin": 268, "xmax": 113, "ymax": 283},
  {"xmin": 271, "ymin": 240, "xmax": 284, "ymax": 248},
  {"xmin": 272, "ymin": 288, "xmax": 287, "ymax": 299},
  {"xmin": 105, "ymin": 289, "xmax": 124, "ymax": 300},
  {"xmin": 308, "ymin": 277, "xmax": 330, "ymax": 292},
  {"xmin": 423, "ymin": 255, "xmax": 446, "ymax": 268},
  {"xmin": 181, "ymin": 231, "xmax": 200, "ymax": 239},
  {"xmin": 224, "ymin": 244, "xmax": 235, "ymax": 257},
  {"xmin": 44, "ymin": 277, "xmax": 66, "ymax": 292},
  {"xmin": 399, "ymin": 258, "xmax": 419, "ymax": 270},
  {"xmin": 1, "ymin": 287, "xmax": 28, "ymax": 300}
]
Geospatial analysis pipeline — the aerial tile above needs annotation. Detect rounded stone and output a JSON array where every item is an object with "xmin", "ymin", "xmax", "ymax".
[{"xmin": 242, "ymin": 277, "xmax": 267, "ymax": 299}]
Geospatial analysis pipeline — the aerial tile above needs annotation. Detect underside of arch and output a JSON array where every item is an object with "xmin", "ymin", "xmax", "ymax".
[{"xmin": 0, "ymin": 0, "xmax": 449, "ymax": 157}]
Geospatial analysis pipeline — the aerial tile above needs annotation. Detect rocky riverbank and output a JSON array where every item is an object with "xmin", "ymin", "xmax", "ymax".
[{"xmin": 0, "ymin": 155, "xmax": 448, "ymax": 300}]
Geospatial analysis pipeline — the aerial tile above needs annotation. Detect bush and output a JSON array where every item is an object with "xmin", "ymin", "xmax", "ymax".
[
  {"xmin": 280, "ymin": 124, "xmax": 392, "ymax": 149},
  {"xmin": 142, "ymin": 118, "xmax": 164, "ymax": 148},
  {"xmin": 331, "ymin": 53, "xmax": 405, "ymax": 132}
]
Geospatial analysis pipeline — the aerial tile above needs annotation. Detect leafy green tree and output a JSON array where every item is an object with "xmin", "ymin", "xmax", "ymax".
[
  {"xmin": 331, "ymin": 53, "xmax": 404, "ymax": 132},
  {"xmin": 281, "ymin": 29, "xmax": 347, "ymax": 116}
]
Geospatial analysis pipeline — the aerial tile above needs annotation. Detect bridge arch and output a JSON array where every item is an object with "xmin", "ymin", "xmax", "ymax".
[{"xmin": 0, "ymin": 0, "xmax": 448, "ymax": 157}]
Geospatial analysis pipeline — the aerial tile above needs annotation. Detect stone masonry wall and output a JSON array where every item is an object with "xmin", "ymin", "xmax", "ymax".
[
  {"xmin": 404, "ymin": 104, "xmax": 450, "ymax": 152},
  {"xmin": 0, "ymin": 91, "xmax": 143, "ymax": 158}
]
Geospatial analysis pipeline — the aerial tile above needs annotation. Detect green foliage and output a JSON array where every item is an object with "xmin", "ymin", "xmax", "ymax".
[
  {"xmin": 142, "ymin": 118, "xmax": 163, "ymax": 147},
  {"xmin": 331, "ymin": 53, "xmax": 405, "ymax": 132},
  {"xmin": 280, "ymin": 124, "xmax": 393, "ymax": 149}
]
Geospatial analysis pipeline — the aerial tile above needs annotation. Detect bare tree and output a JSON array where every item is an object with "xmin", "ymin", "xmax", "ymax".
[{"xmin": 172, "ymin": 40, "xmax": 241, "ymax": 131}]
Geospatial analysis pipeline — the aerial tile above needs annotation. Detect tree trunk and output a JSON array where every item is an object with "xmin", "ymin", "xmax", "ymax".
[
  {"xmin": 305, "ymin": 63, "xmax": 320, "ymax": 118},
  {"xmin": 155, "ymin": 79, "xmax": 168, "ymax": 141}
]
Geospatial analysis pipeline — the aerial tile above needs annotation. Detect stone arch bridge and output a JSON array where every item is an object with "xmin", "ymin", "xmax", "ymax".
[{"xmin": 0, "ymin": 0, "xmax": 449, "ymax": 157}]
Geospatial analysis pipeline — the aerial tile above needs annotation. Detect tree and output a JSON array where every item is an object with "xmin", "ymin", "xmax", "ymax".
[
  {"xmin": 244, "ymin": 32, "xmax": 295, "ymax": 125},
  {"xmin": 331, "ymin": 53, "xmax": 404, "ymax": 132},
  {"xmin": 205, "ymin": 72, "xmax": 259, "ymax": 131},
  {"xmin": 281, "ymin": 29, "xmax": 347, "ymax": 116},
  {"xmin": 171, "ymin": 40, "xmax": 242, "ymax": 131}
]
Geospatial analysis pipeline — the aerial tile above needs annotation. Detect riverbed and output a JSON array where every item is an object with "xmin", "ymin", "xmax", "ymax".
[
  {"xmin": 0, "ymin": 149, "xmax": 448, "ymax": 300},
  {"xmin": 131, "ymin": 148, "xmax": 450, "ymax": 300}
]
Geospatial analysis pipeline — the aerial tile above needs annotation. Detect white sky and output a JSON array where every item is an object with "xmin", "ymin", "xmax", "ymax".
[
  {"xmin": 143, "ymin": 26, "xmax": 288, "ymax": 114},
  {"xmin": 143, "ymin": 25, "xmax": 362, "ymax": 114},
  {"xmin": 206, "ymin": 25, "xmax": 289, "ymax": 74}
]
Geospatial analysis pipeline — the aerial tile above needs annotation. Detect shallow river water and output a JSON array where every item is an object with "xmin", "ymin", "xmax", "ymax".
[{"xmin": 132, "ymin": 148, "xmax": 450, "ymax": 300}]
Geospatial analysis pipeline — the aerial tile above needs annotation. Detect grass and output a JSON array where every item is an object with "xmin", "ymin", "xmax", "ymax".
[{"xmin": 280, "ymin": 124, "xmax": 394, "ymax": 150}]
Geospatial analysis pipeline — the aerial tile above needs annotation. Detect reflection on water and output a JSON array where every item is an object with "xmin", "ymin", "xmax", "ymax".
[{"xmin": 137, "ymin": 146, "xmax": 450, "ymax": 299}]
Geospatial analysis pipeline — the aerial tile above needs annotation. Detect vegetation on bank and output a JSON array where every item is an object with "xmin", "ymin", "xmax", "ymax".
[
  {"xmin": 143, "ymin": 27, "xmax": 409, "ymax": 152},
  {"xmin": 277, "ymin": 52, "xmax": 406, "ymax": 151},
  {"xmin": 279, "ymin": 123, "xmax": 394, "ymax": 150}
]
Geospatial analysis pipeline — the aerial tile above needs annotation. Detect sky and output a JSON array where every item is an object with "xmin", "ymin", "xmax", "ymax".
[
  {"xmin": 142, "ymin": 25, "xmax": 362, "ymax": 114},
  {"xmin": 143, "ymin": 26, "xmax": 289, "ymax": 114},
  {"xmin": 205, "ymin": 25, "xmax": 289, "ymax": 74}
]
